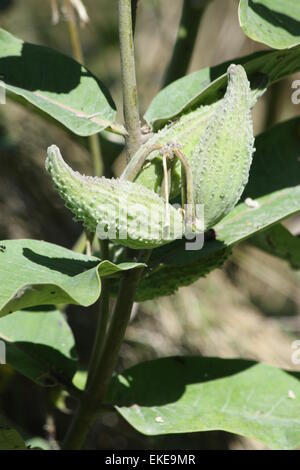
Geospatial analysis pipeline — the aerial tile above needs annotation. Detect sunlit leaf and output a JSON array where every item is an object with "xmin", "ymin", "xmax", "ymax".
[
  {"xmin": 110, "ymin": 357, "xmax": 300, "ymax": 449},
  {"xmin": 145, "ymin": 47, "xmax": 300, "ymax": 129},
  {"xmin": 239, "ymin": 0, "xmax": 300, "ymax": 49},
  {"xmin": 0, "ymin": 29, "xmax": 125, "ymax": 136},
  {"xmin": 0, "ymin": 239, "xmax": 144, "ymax": 316}
]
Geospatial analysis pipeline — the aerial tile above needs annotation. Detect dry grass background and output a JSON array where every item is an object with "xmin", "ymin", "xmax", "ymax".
[{"xmin": 0, "ymin": 0, "xmax": 299, "ymax": 450}]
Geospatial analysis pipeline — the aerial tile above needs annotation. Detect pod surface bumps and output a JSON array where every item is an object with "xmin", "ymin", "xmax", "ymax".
[
  {"xmin": 191, "ymin": 64, "xmax": 255, "ymax": 229},
  {"xmin": 123, "ymin": 64, "xmax": 255, "ymax": 230},
  {"xmin": 46, "ymin": 145, "xmax": 184, "ymax": 249},
  {"xmin": 122, "ymin": 104, "xmax": 216, "ymax": 198},
  {"xmin": 135, "ymin": 247, "xmax": 231, "ymax": 301}
]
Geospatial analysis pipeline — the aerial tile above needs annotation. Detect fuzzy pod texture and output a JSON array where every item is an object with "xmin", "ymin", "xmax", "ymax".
[
  {"xmin": 121, "ymin": 104, "xmax": 216, "ymax": 198},
  {"xmin": 122, "ymin": 64, "xmax": 254, "ymax": 230},
  {"xmin": 191, "ymin": 64, "xmax": 255, "ymax": 229},
  {"xmin": 135, "ymin": 247, "xmax": 231, "ymax": 301},
  {"xmin": 46, "ymin": 145, "xmax": 184, "ymax": 250}
]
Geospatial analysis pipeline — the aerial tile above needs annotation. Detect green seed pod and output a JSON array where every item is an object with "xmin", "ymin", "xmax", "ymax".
[
  {"xmin": 135, "ymin": 247, "xmax": 231, "ymax": 301},
  {"xmin": 46, "ymin": 145, "xmax": 184, "ymax": 250},
  {"xmin": 122, "ymin": 104, "xmax": 216, "ymax": 198},
  {"xmin": 108, "ymin": 243, "xmax": 231, "ymax": 301},
  {"xmin": 122, "ymin": 65, "xmax": 254, "ymax": 231},
  {"xmin": 191, "ymin": 64, "xmax": 254, "ymax": 228}
]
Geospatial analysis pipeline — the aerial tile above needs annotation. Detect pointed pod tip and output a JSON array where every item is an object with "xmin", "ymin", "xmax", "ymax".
[
  {"xmin": 227, "ymin": 63, "xmax": 247, "ymax": 79},
  {"xmin": 46, "ymin": 144, "xmax": 62, "ymax": 162},
  {"xmin": 45, "ymin": 144, "xmax": 70, "ymax": 178}
]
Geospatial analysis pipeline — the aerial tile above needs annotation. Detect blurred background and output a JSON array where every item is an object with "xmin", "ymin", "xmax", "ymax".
[{"xmin": 0, "ymin": 0, "xmax": 299, "ymax": 450}]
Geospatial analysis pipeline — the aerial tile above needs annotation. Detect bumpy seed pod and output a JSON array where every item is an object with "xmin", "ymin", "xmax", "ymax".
[
  {"xmin": 122, "ymin": 65, "xmax": 254, "ymax": 231},
  {"xmin": 135, "ymin": 247, "xmax": 231, "ymax": 301},
  {"xmin": 121, "ymin": 104, "xmax": 216, "ymax": 198},
  {"xmin": 191, "ymin": 64, "xmax": 254, "ymax": 229},
  {"xmin": 46, "ymin": 145, "xmax": 184, "ymax": 249},
  {"xmin": 108, "ymin": 242, "xmax": 231, "ymax": 301}
]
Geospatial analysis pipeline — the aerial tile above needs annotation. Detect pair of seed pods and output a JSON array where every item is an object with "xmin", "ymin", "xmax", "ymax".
[{"xmin": 46, "ymin": 64, "xmax": 255, "ymax": 250}]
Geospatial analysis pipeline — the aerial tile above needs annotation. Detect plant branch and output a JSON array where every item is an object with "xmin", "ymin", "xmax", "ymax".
[
  {"xmin": 62, "ymin": 254, "xmax": 149, "ymax": 450},
  {"xmin": 118, "ymin": 0, "xmax": 142, "ymax": 160},
  {"xmin": 162, "ymin": 0, "xmax": 209, "ymax": 88},
  {"xmin": 86, "ymin": 242, "xmax": 110, "ymax": 389},
  {"xmin": 64, "ymin": 0, "xmax": 103, "ymax": 177},
  {"xmin": 62, "ymin": 3, "xmax": 148, "ymax": 449}
]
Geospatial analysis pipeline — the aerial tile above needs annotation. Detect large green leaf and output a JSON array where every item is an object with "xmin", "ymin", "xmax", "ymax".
[
  {"xmin": 110, "ymin": 357, "xmax": 300, "ymax": 450},
  {"xmin": 250, "ymin": 224, "xmax": 300, "ymax": 269},
  {"xmin": 137, "ymin": 186, "xmax": 300, "ymax": 300},
  {"xmin": 214, "ymin": 187, "xmax": 300, "ymax": 245},
  {"xmin": 136, "ymin": 118, "xmax": 300, "ymax": 300},
  {"xmin": 239, "ymin": 0, "xmax": 300, "ymax": 49},
  {"xmin": 0, "ymin": 239, "xmax": 144, "ymax": 317},
  {"xmin": 0, "ymin": 307, "xmax": 77, "ymax": 386},
  {"xmin": 0, "ymin": 29, "xmax": 125, "ymax": 136},
  {"xmin": 0, "ymin": 418, "xmax": 26, "ymax": 450},
  {"xmin": 244, "ymin": 117, "xmax": 300, "ymax": 199},
  {"xmin": 144, "ymin": 47, "xmax": 300, "ymax": 129}
]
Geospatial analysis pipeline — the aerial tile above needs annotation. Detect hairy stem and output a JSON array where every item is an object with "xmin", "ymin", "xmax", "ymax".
[
  {"xmin": 162, "ymin": 0, "xmax": 209, "ymax": 88},
  {"xmin": 118, "ymin": 0, "xmax": 141, "ymax": 160}
]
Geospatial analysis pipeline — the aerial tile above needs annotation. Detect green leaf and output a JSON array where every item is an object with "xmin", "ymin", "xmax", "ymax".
[
  {"xmin": 0, "ymin": 307, "xmax": 77, "ymax": 386},
  {"xmin": 250, "ymin": 224, "xmax": 300, "ymax": 269},
  {"xmin": 144, "ymin": 47, "xmax": 300, "ymax": 129},
  {"xmin": 0, "ymin": 418, "xmax": 26, "ymax": 450},
  {"xmin": 26, "ymin": 437, "xmax": 51, "ymax": 450},
  {"xmin": 110, "ymin": 357, "xmax": 300, "ymax": 450},
  {"xmin": 136, "ymin": 118, "xmax": 300, "ymax": 300},
  {"xmin": 239, "ymin": 0, "xmax": 300, "ymax": 49},
  {"xmin": 244, "ymin": 117, "xmax": 300, "ymax": 199},
  {"xmin": 0, "ymin": 239, "xmax": 144, "ymax": 317},
  {"xmin": 72, "ymin": 369, "xmax": 88, "ymax": 391},
  {"xmin": 0, "ymin": 29, "xmax": 125, "ymax": 137},
  {"xmin": 215, "ymin": 187, "xmax": 300, "ymax": 245},
  {"xmin": 137, "ymin": 186, "xmax": 300, "ymax": 300},
  {"xmin": 25, "ymin": 436, "xmax": 53, "ymax": 450}
]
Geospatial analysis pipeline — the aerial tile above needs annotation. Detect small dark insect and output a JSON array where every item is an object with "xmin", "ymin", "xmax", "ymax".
[{"xmin": 0, "ymin": 245, "xmax": 6, "ymax": 253}]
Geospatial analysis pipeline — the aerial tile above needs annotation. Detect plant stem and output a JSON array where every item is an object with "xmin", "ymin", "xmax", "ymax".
[
  {"xmin": 86, "ymin": 242, "xmax": 110, "ymax": 389},
  {"xmin": 89, "ymin": 133, "xmax": 103, "ymax": 177},
  {"xmin": 85, "ymin": 280, "xmax": 110, "ymax": 390},
  {"xmin": 65, "ymin": 0, "xmax": 84, "ymax": 63},
  {"xmin": 65, "ymin": 0, "xmax": 103, "ymax": 177},
  {"xmin": 62, "ymin": 3, "xmax": 147, "ymax": 449},
  {"xmin": 162, "ymin": 0, "xmax": 209, "ymax": 88},
  {"xmin": 62, "ymin": 255, "xmax": 148, "ymax": 450},
  {"xmin": 118, "ymin": 0, "xmax": 141, "ymax": 160}
]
